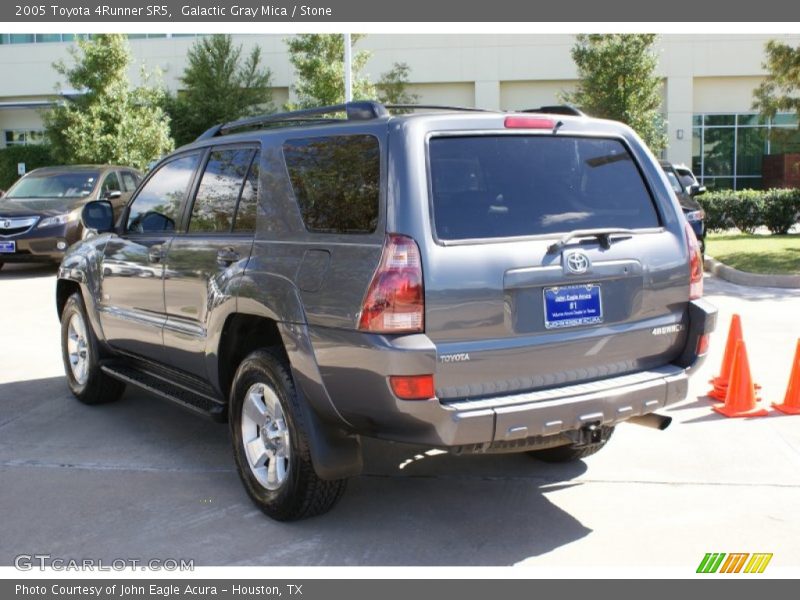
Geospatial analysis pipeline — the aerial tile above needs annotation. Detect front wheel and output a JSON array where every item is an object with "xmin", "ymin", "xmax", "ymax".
[
  {"xmin": 60, "ymin": 292, "xmax": 125, "ymax": 404},
  {"xmin": 528, "ymin": 427, "xmax": 614, "ymax": 463},
  {"xmin": 229, "ymin": 349, "xmax": 347, "ymax": 521}
]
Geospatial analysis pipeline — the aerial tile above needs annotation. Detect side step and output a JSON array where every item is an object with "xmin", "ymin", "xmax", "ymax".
[{"xmin": 100, "ymin": 362, "xmax": 226, "ymax": 419}]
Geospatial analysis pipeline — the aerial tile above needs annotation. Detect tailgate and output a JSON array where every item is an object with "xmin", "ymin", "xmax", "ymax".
[{"xmin": 423, "ymin": 133, "xmax": 691, "ymax": 400}]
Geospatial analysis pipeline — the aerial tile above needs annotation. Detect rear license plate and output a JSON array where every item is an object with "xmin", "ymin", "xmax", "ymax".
[
  {"xmin": 0, "ymin": 240, "xmax": 15, "ymax": 253},
  {"xmin": 544, "ymin": 284, "xmax": 603, "ymax": 329}
]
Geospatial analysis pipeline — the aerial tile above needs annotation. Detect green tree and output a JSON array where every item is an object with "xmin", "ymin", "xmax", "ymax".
[
  {"xmin": 165, "ymin": 35, "xmax": 274, "ymax": 146},
  {"xmin": 753, "ymin": 40, "xmax": 800, "ymax": 125},
  {"xmin": 286, "ymin": 34, "xmax": 376, "ymax": 108},
  {"xmin": 377, "ymin": 62, "xmax": 419, "ymax": 106},
  {"xmin": 563, "ymin": 34, "xmax": 667, "ymax": 154},
  {"xmin": 44, "ymin": 34, "xmax": 173, "ymax": 170}
]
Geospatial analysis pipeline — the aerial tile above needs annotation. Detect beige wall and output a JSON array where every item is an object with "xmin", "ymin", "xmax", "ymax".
[
  {"xmin": 693, "ymin": 76, "xmax": 766, "ymax": 113},
  {"xmin": 1, "ymin": 33, "xmax": 799, "ymax": 162},
  {"xmin": 500, "ymin": 80, "xmax": 576, "ymax": 111}
]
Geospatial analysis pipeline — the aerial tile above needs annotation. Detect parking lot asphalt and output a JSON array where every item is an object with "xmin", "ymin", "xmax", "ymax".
[{"xmin": 1, "ymin": 263, "xmax": 800, "ymax": 568}]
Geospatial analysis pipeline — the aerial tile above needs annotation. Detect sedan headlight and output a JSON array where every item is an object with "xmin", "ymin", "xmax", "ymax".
[
  {"xmin": 684, "ymin": 210, "xmax": 705, "ymax": 223},
  {"xmin": 37, "ymin": 211, "xmax": 79, "ymax": 229}
]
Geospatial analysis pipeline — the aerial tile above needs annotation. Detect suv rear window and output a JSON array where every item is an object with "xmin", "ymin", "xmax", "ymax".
[
  {"xmin": 429, "ymin": 136, "xmax": 660, "ymax": 241},
  {"xmin": 283, "ymin": 135, "xmax": 380, "ymax": 234}
]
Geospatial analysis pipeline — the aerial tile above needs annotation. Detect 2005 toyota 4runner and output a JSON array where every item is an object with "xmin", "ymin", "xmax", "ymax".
[{"xmin": 56, "ymin": 102, "xmax": 716, "ymax": 520}]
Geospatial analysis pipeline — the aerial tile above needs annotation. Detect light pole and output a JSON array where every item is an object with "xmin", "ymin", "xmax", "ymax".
[{"xmin": 344, "ymin": 33, "xmax": 352, "ymax": 103}]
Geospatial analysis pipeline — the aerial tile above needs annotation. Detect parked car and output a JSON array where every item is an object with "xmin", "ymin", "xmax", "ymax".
[
  {"xmin": 0, "ymin": 165, "xmax": 141, "ymax": 270},
  {"xmin": 56, "ymin": 102, "xmax": 716, "ymax": 520},
  {"xmin": 660, "ymin": 161, "xmax": 707, "ymax": 254}
]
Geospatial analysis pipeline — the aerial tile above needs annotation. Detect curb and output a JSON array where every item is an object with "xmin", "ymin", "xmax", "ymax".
[{"xmin": 704, "ymin": 255, "xmax": 800, "ymax": 289}]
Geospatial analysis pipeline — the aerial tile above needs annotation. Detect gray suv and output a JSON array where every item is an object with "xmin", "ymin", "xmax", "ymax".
[{"xmin": 56, "ymin": 102, "xmax": 716, "ymax": 520}]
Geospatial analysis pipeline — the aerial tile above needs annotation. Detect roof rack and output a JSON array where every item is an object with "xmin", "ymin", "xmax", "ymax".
[
  {"xmin": 522, "ymin": 105, "xmax": 585, "ymax": 117},
  {"xmin": 384, "ymin": 104, "xmax": 490, "ymax": 113},
  {"xmin": 195, "ymin": 101, "xmax": 389, "ymax": 141}
]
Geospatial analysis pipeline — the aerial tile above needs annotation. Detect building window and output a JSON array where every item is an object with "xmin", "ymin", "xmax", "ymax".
[
  {"xmin": 0, "ymin": 34, "xmax": 197, "ymax": 45},
  {"xmin": 4, "ymin": 130, "xmax": 45, "ymax": 146},
  {"xmin": 693, "ymin": 112, "xmax": 800, "ymax": 190}
]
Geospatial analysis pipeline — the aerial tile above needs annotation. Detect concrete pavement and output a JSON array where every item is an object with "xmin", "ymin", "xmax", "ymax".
[{"xmin": 1, "ymin": 263, "xmax": 799, "ymax": 567}]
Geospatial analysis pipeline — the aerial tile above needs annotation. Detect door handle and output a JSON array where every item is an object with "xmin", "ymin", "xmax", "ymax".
[
  {"xmin": 216, "ymin": 247, "xmax": 240, "ymax": 267},
  {"xmin": 148, "ymin": 245, "xmax": 163, "ymax": 263}
]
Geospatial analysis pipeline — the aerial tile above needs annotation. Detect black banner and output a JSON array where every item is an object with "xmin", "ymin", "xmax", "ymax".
[
  {"xmin": 2, "ymin": 580, "xmax": 789, "ymax": 600},
  {"xmin": 2, "ymin": 0, "xmax": 800, "ymax": 22}
]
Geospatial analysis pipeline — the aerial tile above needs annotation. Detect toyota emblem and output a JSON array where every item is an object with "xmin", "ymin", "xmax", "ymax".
[
  {"xmin": 2, "ymin": 220, "xmax": 10, "ymax": 229},
  {"xmin": 565, "ymin": 251, "xmax": 590, "ymax": 274}
]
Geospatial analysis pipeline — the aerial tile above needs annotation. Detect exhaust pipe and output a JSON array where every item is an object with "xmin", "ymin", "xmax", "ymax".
[{"xmin": 628, "ymin": 413, "xmax": 672, "ymax": 430}]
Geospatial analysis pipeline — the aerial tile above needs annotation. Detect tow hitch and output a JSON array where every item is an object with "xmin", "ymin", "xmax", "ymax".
[{"xmin": 569, "ymin": 422, "xmax": 613, "ymax": 446}]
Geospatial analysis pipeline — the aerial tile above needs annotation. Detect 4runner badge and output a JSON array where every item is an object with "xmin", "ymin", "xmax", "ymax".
[
  {"xmin": 652, "ymin": 324, "xmax": 684, "ymax": 335},
  {"xmin": 440, "ymin": 353, "xmax": 470, "ymax": 363}
]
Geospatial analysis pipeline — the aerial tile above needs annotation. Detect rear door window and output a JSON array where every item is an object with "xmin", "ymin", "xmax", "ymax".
[
  {"xmin": 283, "ymin": 135, "xmax": 380, "ymax": 233},
  {"xmin": 429, "ymin": 136, "xmax": 660, "ymax": 241},
  {"xmin": 188, "ymin": 147, "xmax": 255, "ymax": 233}
]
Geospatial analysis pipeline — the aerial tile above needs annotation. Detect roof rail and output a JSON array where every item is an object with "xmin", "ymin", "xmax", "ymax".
[
  {"xmin": 195, "ymin": 101, "xmax": 389, "ymax": 141},
  {"xmin": 522, "ymin": 105, "xmax": 586, "ymax": 117},
  {"xmin": 384, "ymin": 104, "xmax": 490, "ymax": 113}
]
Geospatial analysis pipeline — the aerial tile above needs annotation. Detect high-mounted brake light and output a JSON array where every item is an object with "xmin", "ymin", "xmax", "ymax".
[
  {"xmin": 504, "ymin": 116, "xmax": 556, "ymax": 130},
  {"xmin": 685, "ymin": 222, "xmax": 703, "ymax": 300},
  {"xmin": 358, "ymin": 234, "xmax": 424, "ymax": 333}
]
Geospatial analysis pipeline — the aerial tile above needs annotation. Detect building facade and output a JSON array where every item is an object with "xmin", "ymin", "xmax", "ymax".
[{"xmin": 1, "ymin": 33, "xmax": 799, "ymax": 190}]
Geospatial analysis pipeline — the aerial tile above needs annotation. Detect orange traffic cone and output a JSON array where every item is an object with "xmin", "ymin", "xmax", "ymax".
[
  {"xmin": 712, "ymin": 340, "xmax": 768, "ymax": 418},
  {"xmin": 708, "ymin": 314, "xmax": 760, "ymax": 401},
  {"xmin": 773, "ymin": 340, "xmax": 800, "ymax": 415}
]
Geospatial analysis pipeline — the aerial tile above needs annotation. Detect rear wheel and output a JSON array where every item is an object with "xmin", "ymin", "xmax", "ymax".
[
  {"xmin": 60, "ymin": 292, "xmax": 125, "ymax": 404},
  {"xmin": 229, "ymin": 349, "xmax": 347, "ymax": 521},
  {"xmin": 528, "ymin": 427, "xmax": 614, "ymax": 463}
]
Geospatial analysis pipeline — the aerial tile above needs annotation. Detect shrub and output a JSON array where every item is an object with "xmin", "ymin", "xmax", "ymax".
[
  {"xmin": 697, "ymin": 191, "xmax": 734, "ymax": 232},
  {"xmin": 0, "ymin": 145, "xmax": 55, "ymax": 191},
  {"xmin": 762, "ymin": 189, "xmax": 800, "ymax": 234},
  {"xmin": 726, "ymin": 189, "xmax": 766, "ymax": 234}
]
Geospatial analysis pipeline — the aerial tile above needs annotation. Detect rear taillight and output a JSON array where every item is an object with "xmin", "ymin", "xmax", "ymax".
[
  {"xmin": 389, "ymin": 375, "xmax": 435, "ymax": 400},
  {"xmin": 504, "ymin": 116, "xmax": 555, "ymax": 129},
  {"xmin": 696, "ymin": 334, "xmax": 710, "ymax": 356},
  {"xmin": 685, "ymin": 222, "xmax": 703, "ymax": 300},
  {"xmin": 358, "ymin": 234, "xmax": 424, "ymax": 333}
]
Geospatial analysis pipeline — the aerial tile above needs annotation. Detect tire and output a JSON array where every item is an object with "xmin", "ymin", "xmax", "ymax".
[
  {"xmin": 528, "ymin": 427, "xmax": 614, "ymax": 463},
  {"xmin": 60, "ymin": 292, "xmax": 125, "ymax": 405},
  {"xmin": 229, "ymin": 348, "xmax": 347, "ymax": 521}
]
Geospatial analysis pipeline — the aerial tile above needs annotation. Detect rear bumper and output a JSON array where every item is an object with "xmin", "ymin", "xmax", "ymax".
[
  {"xmin": 402, "ymin": 365, "xmax": 687, "ymax": 449},
  {"xmin": 309, "ymin": 298, "xmax": 716, "ymax": 449}
]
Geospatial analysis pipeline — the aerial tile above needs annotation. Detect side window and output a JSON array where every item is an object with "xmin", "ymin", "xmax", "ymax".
[
  {"xmin": 189, "ymin": 147, "xmax": 255, "ymax": 233},
  {"xmin": 283, "ymin": 135, "xmax": 380, "ymax": 233},
  {"xmin": 127, "ymin": 153, "xmax": 200, "ymax": 233},
  {"xmin": 102, "ymin": 172, "xmax": 121, "ymax": 194},
  {"xmin": 120, "ymin": 171, "xmax": 139, "ymax": 192},
  {"xmin": 233, "ymin": 151, "xmax": 259, "ymax": 233}
]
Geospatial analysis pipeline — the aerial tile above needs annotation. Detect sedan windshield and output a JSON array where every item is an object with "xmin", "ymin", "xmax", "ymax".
[{"xmin": 4, "ymin": 172, "xmax": 99, "ymax": 199}]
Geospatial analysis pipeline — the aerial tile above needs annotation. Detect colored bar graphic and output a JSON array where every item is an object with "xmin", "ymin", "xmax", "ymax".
[
  {"xmin": 744, "ymin": 553, "xmax": 773, "ymax": 573},
  {"xmin": 697, "ymin": 553, "xmax": 726, "ymax": 573},
  {"xmin": 698, "ymin": 552, "xmax": 772, "ymax": 574},
  {"xmin": 720, "ymin": 553, "xmax": 749, "ymax": 573}
]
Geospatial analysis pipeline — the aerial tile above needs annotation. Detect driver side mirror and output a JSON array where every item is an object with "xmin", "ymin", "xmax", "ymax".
[
  {"xmin": 81, "ymin": 200, "xmax": 115, "ymax": 233},
  {"xmin": 104, "ymin": 190, "xmax": 122, "ymax": 200},
  {"xmin": 689, "ymin": 183, "xmax": 707, "ymax": 197}
]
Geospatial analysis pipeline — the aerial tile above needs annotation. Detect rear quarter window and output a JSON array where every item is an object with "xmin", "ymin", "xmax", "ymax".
[
  {"xmin": 283, "ymin": 134, "xmax": 380, "ymax": 234},
  {"xmin": 429, "ymin": 135, "xmax": 660, "ymax": 241}
]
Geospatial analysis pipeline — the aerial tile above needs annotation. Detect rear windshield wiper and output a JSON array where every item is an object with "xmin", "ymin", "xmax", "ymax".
[{"xmin": 546, "ymin": 228, "xmax": 635, "ymax": 254}]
